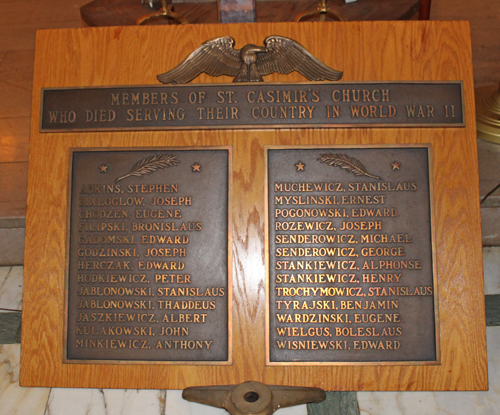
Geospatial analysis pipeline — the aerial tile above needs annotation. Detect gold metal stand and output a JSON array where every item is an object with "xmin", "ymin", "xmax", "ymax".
[
  {"xmin": 183, "ymin": 381, "xmax": 326, "ymax": 415},
  {"xmin": 476, "ymin": 84, "xmax": 500, "ymax": 144},
  {"xmin": 294, "ymin": 0, "xmax": 345, "ymax": 22},
  {"xmin": 136, "ymin": 0, "xmax": 188, "ymax": 25}
]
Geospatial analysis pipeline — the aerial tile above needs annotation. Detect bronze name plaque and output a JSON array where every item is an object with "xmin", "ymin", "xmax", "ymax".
[
  {"xmin": 41, "ymin": 82, "xmax": 464, "ymax": 132},
  {"xmin": 265, "ymin": 146, "xmax": 438, "ymax": 365},
  {"xmin": 65, "ymin": 148, "xmax": 232, "ymax": 363}
]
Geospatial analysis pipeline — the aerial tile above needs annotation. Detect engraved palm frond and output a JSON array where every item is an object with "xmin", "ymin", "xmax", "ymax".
[
  {"xmin": 318, "ymin": 153, "xmax": 380, "ymax": 180},
  {"xmin": 116, "ymin": 154, "xmax": 179, "ymax": 182}
]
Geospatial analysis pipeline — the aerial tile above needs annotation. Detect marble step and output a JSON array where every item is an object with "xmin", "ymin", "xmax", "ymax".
[
  {"xmin": 0, "ymin": 219, "xmax": 25, "ymax": 266},
  {"xmin": 0, "ymin": 157, "xmax": 27, "ymax": 266},
  {"xmin": 0, "ymin": 52, "xmax": 31, "ymax": 266}
]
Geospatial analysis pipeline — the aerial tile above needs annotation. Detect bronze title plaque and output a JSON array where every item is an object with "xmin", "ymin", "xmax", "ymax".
[
  {"xmin": 65, "ymin": 148, "xmax": 232, "ymax": 363},
  {"xmin": 266, "ymin": 146, "xmax": 438, "ymax": 365},
  {"xmin": 41, "ymin": 82, "xmax": 464, "ymax": 132}
]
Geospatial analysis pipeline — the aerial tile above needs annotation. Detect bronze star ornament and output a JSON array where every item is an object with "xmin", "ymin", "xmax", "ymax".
[
  {"xmin": 391, "ymin": 161, "xmax": 401, "ymax": 170},
  {"xmin": 157, "ymin": 36, "xmax": 343, "ymax": 84},
  {"xmin": 295, "ymin": 161, "xmax": 305, "ymax": 171}
]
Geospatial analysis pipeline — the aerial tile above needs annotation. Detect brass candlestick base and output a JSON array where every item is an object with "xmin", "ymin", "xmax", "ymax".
[
  {"xmin": 476, "ymin": 84, "xmax": 500, "ymax": 144},
  {"xmin": 137, "ymin": 0, "xmax": 188, "ymax": 25},
  {"xmin": 183, "ymin": 381, "xmax": 326, "ymax": 415},
  {"xmin": 295, "ymin": 0, "xmax": 345, "ymax": 22}
]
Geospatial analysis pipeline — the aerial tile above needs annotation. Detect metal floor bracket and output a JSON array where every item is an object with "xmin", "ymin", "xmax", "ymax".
[{"xmin": 183, "ymin": 381, "xmax": 326, "ymax": 415}]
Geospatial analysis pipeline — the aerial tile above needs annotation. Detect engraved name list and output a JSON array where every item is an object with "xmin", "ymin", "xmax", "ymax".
[
  {"xmin": 266, "ymin": 146, "xmax": 438, "ymax": 364},
  {"xmin": 65, "ymin": 148, "xmax": 231, "ymax": 363}
]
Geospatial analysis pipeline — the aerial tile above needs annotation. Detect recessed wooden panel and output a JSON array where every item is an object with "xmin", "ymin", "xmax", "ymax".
[{"xmin": 21, "ymin": 21, "xmax": 486, "ymax": 391}]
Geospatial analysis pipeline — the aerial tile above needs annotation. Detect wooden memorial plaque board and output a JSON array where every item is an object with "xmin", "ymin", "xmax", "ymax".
[{"xmin": 21, "ymin": 21, "xmax": 487, "ymax": 391}]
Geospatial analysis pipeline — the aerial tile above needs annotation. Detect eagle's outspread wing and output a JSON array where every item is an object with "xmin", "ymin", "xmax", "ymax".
[
  {"xmin": 256, "ymin": 36, "xmax": 343, "ymax": 81},
  {"xmin": 157, "ymin": 37, "xmax": 241, "ymax": 84}
]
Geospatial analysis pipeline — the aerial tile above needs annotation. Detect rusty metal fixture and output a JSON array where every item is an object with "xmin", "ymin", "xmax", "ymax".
[
  {"xmin": 182, "ymin": 381, "xmax": 326, "ymax": 415},
  {"xmin": 295, "ymin": 0, "xmax": 345, "ymax": 22},
  {"xmin": 137, "ymin": 0, "xmax": 188, "ymax": 25},
  {"xmin": 476, "ymin": 83, "xmax": 500, "ymax": 144}
]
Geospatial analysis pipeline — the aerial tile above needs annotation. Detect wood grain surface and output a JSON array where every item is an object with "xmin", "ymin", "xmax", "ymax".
[{"xmin": 21, "ymin": 21, "xmax": 487, "ymax": 390}]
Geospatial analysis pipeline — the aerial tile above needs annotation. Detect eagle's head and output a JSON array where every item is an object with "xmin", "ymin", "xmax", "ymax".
[{"xmin": 240, "ymin": 44, "xmax": 268, "ymax": 64}]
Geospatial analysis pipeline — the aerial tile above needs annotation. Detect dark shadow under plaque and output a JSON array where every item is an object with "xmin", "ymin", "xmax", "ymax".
[
  {"xmin": 65, "ymin": 148, "xmax": 231, "ymax": 364},
  {"xmin": 266, "ymin": 145, "xmax": 438, "ymax": 365}
]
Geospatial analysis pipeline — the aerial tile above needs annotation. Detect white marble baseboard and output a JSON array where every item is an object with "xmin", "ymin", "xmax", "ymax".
[
  {"xmin": 357, "ymin": 326, "xmax": 500, "ymax": 415},
  {"xmin": 484, "ymin": 247, "xmax": 500, "ymax": 295},
  {"xmin": 0, "ymin": 266, "xmax": 23, "ymax": 311},
  {"xmin": 44, "ymin": 387, "xmax": 308, "ymax": 415},
  {"xmin": 0, "ymin": 344, "xmax": 50, "ymax": 415},
  {"xmin": 46, "ymin": 388, "xmax": 166, "ymax": 415}
]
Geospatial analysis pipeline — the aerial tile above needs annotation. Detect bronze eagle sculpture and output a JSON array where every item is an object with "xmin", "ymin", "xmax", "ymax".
[{"xmin": 157, "ymin": 36, "xmax": 343, "ymax": 83}]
